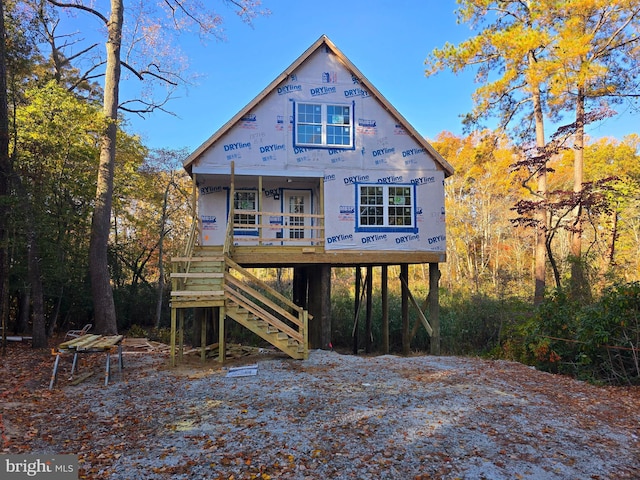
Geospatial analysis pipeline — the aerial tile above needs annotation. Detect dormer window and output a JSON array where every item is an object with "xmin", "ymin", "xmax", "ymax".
[{"xmin": 294, "ymin": 102, "xmax": 354, "ymax": 149}]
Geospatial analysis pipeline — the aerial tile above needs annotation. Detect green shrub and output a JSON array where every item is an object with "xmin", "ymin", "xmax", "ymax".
[
  {"xmin": 125, "ymin": 325, "xmax": 172, "ymax": 345},
  {"xmin": 575, "ymin": 282, "xmax": 640, "ymax": 385},
  {"xmin": 126, "ymin": 324, "xmax": 148, "ymax": 338},
  {"xmin": 522, "ymin": 290, "xmax": 580, "ymax": 375},
  {"xmin": 516, "ymin": 283, "xmax": 640, "ymax": 385},
  {"xmin": 440, "ymin": 293, "xmax": 527, "ymax": 356}
]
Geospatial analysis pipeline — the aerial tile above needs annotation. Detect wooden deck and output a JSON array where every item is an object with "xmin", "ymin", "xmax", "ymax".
[{"xmin": 200, "ymin": 245, "xmax": 446, "ymax": 267}]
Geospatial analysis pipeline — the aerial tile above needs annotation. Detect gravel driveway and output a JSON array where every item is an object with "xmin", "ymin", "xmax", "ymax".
[{"xmin": 19, "ymin": 349, "xmax": 640, "ymax": 479}]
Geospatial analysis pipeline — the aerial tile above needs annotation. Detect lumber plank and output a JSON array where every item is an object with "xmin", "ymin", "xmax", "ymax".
[
  {"xmin": 170, "ymin": 290, "xmax": 225, "ymax": 296},
  {"xmin": 58, "ymin": 334, "xmax": 101, "ymax": 350},
  {"xmin": 171, "ymin": 256, "xmax": 225, "ymax": 262},
  {"xmin": 70, "ymin": 371, "xmax": 94, "ymax": 385},
  {"xmin": 170, "ymin": 272, "xmax": 224, "ymax": 278},
  {"xmin": 75, "ymin": 335, "xmax": 123, "ymax": 351}
]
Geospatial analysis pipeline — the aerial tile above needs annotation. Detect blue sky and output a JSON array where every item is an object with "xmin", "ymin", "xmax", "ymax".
[{"xmin": 115, "ymin": 0, "xmax": 638, "ymax": 153}]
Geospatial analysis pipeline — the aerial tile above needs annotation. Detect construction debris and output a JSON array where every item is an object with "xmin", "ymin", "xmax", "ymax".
[
  {"xmin": 121, "ymin": 338, "xmax": 277, "ymax": 360},
  {"xmin": 121, "ymin": 338, "xmax": 171, "ymax": 353},
  {"xmin": 225, "ymin": 364, "xmax": 258, "ymax": 377}
]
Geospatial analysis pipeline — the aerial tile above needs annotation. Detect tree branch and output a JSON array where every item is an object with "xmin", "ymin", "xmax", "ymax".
[{"xmin": 45, "ymin": 0, "xmax": 109, "ymax": 24}]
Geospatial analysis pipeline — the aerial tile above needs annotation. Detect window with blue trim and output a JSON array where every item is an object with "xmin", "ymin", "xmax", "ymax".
[
  {"xmin": 357, "ymin": 184, "xmax": 416, "ymax": 232},
  {"xmin": 295, "ymin": 102, "xmax": 353, "ymax": 148},
  {"xmin": 233, "ymin": 190, "xmax": 258, "ymax": 235}
]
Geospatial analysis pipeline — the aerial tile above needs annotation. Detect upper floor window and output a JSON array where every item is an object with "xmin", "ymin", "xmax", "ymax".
[
  {"xmin": 294, "ymin": 102, "xmax": 354, "ymax": 149},
  {"xmin": 356, "ymin": 184, "xmax": 417, "ymax": 233}
]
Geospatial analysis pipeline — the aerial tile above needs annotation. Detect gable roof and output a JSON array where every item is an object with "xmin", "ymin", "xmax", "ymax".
[{"xmin": 184, "ymin": 35, "xmax": 454, "ymax": 177}]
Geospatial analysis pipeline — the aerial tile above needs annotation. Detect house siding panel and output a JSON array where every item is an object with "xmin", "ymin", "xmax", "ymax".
[{"xmin": 189, "ymin": 36, "xmax": 448, "ymax": 255}]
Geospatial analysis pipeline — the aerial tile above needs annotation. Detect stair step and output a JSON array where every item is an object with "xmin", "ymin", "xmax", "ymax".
[{"xmin": 173, "ymin": 249, "xmax": 310, "ymax": 360}]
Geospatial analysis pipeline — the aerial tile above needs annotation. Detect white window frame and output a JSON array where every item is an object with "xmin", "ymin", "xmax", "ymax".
[
  {"xmin": 232, "ymin": 190, "xmax": 258, "ymax": 236},
  {"xmin": 355, "ymin": 183, "xmax": 417, "ymax": 233},
  {"xmin": 294, "ymin": 101, "xmax": 354, "ymax": 149}
]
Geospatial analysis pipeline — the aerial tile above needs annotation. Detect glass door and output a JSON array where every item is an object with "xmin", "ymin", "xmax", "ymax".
[{"xmin": 284, "ymin": 191, "xmax": 311, "ymax": 244}]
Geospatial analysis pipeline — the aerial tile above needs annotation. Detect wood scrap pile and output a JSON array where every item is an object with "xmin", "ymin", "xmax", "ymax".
[
  {"xmin": 121, "ymin": 337, "xmax": 171, "ymax": 353},
  {"xmin": 183, "ymin": 343, "xmax": 277, "ymax": 359},
  {"xmin": 121, "ymin": 337, "xmax": 278, "ymax": 358}
]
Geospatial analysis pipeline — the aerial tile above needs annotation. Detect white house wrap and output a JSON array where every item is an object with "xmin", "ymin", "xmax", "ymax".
[{"xmin": 185, "ymin": 35, "xmax": 453, "ymax": 257}]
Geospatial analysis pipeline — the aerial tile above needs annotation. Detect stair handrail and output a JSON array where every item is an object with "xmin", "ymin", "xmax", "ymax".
[
  {"xmin": 225, "ymin": 256, "xmax": 305, "ymax": 315},
  {"xmin": 224, "ymin": 280, "xmax": 304, "ymax": 342},
  {"xmin": 224, "ymin": 273, "xmax": 304, "ymax": 329},
  {"xmin": 183, "ymin": 217, "xmax": 198, "ymax": 256},
  {"xmin": 175, "ymin": 217, "xmax": 200, "ymax": 288}
]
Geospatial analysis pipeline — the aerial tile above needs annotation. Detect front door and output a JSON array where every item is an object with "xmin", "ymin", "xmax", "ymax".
[{"xmin": 284, "ymin": 190, "xmax": 312, "ymax": 244}]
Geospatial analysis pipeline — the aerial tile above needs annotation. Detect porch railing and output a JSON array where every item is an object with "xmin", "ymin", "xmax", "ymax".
[{"xmin": 230, "ymin": 210, "xmax": 325, "ymax": 246}]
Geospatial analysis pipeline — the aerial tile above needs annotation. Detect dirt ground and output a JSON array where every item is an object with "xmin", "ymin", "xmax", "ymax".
[{"xmin": 1, "ymin": 340, "xmax": 639, "ymax": 479}]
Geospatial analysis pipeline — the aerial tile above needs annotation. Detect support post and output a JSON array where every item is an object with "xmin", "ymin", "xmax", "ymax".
[
  {"xmin": 318, "ymin": 176, "xmax": 325, "ymax": 243},
  {"xmin": 258, "ymin": 176, "xmax": 263, "ymax": 245},
  {"xmin": 200, "ymin": 309, "xmax": 207, "ymax": 363},
  {"xmin": 401, "ymin": 264, "xmax": 409, "ymax": 356},
  {"xmin": 105, "ymin": 352, "xmax": 111, "ymax": 386},
  {"xmin": 49, "ymin": 354, "xmax": 61, "ymax": 390},
  {"xmin": 178, "ymin": 309, "xmax": 184, "ymax": 363},
  {"xmin": 353, "ymin": 266, "xmax": 361, "ymax": 355},
  {"xmin": 303, "ymin": 310, "xmax": 309, "ymax": 359},
  {"xmin": 71, "ymin": 353, "xmax": 79, "ymax": 376},
  {"xmin": 382, "ymin": 265, "xmax": 389, "ymax": 354},
  {"xmin": 218, "ymin": 306, "xmax": 226, "ymax": 363},
  {"xmin": 293, "ymin": 267, "xmax": 308, "ymax": 309},
  {"xmin": 308, "ymin": 264, "xmax": 331, "ymax": 349},
  {"xmin": 170, "ymin": 306, "xmax": 176, "ymax": 367},
  {"xmin": 365, "ymin": 265, "xmax": 373, "ymax": 354},
  {"xmin": 429, "ymin": 263, "xmax": 441, "ymax": 355}
]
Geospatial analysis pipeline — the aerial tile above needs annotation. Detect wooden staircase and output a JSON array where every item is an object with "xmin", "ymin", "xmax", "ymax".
[{"xmin": 171, "ymin": 249, "xmax": 309, "ymax": 361}]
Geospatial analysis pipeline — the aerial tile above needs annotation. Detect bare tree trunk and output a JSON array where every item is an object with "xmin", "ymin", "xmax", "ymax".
[
  {"xmin": 0, "ymin": 0, "xmax": 9, "ymax": 355},
  {"xmin": 608, "ymin": 208, "xmax": 618, "ymax": 267},
  {"xmin": 17, "ymin": 287, "xmax": 30, "ymax": 334},
  {"xmin": 569, "ymin": 88, "xmax": 591, "ymax": 302},
  {"xmin": 47, "ymin": 288, "xmax": 64, "ymax": 337},
  {"xmin": 89, "ymin": 0, "xmax": 123, "ymax": 335},
  {"xmin": 546, "ymin": 233, "xmax": 562, "ymax": 290},
  {"xmin": 155, "ymin": 179, "xmax": 170, "ymax": 328},
  {"xmin": 531, "ymin": 78, "xmax": 547, "ymax": 305},
  {"xmin": 26, "ymin": 226, "xmax": 47, "ymax": 347}
]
